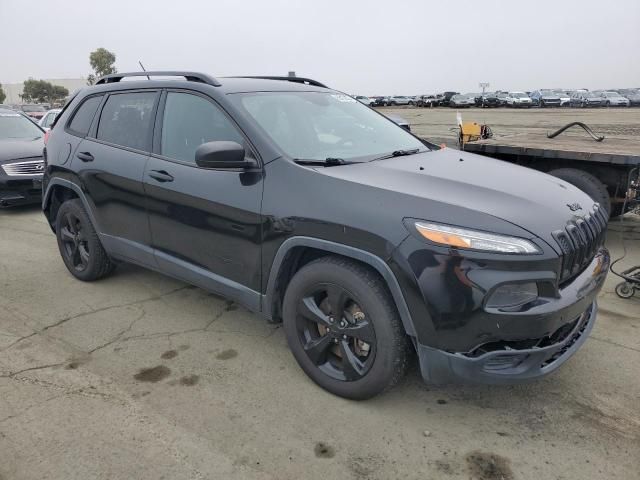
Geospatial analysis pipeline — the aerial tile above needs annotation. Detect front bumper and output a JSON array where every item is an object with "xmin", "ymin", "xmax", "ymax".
[
  {"xmin": 411, "ymin": 248, "xmax": 609, "ymax": 384},
  {"xmin": 0, "ymin": 176, "xmax": 43, "ymax": 207},
  {"xmin": 418, "ymin": 301, "xmax": 596, "ymax": 384}
]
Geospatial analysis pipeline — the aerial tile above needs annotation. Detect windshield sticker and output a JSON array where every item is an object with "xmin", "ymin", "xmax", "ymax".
[{"xmin": 331, "ymin": 94, "xmax": 356, "ymax": 103}]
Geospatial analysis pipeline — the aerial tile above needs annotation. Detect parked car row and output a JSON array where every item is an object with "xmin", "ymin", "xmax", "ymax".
[
  {"xmin": 353, "ymin": 88, "xmax": 640, "ymax": 108},
  {"xmin": 0, "ymin": 103, "xmax": 62, "ymax": 131}
]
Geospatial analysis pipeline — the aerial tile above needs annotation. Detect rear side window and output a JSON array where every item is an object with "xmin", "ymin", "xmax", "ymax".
[
  {"xmin": 68, "ymin": 96, "xmax": 102, "ymax": 136},
  {"xmin": 160, "ymin": 92, "xmax": 245, "ymax": 163},
  {"xmin": 97, "ymin": 92, "xmax": 156, "ymax": 151}
]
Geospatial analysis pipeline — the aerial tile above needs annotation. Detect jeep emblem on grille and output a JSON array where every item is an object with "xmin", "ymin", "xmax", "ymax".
[{"xmin": 567, "ymin": 202, "xmax": 582, "ymax": 212}]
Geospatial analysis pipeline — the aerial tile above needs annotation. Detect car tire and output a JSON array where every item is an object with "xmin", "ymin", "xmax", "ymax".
[
  {"xmin": 282, "ymin": 256, "xmax": 409, "ymax": 400},
  {"xmin": 548, "ymin": 168, "xmax": 611, "ymax": 216},
  {"xmin": 540, "ymin": 100, "xmax": 545, "ymax": 108},
  {"xmin": 55, "ymin": 198, "xmax": 114, "ymax": 281},
  {"xmin": 606, "ymin": 101, "xmax": 611, "ymax": 107}
]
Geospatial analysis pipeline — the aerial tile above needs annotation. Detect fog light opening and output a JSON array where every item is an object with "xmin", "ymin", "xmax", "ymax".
[{"xmin": 486, "ymin": 282, "xmax": 539, "ymax": 310}]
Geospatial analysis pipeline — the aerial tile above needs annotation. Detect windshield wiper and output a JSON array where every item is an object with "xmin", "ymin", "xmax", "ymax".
[
  {"xmin": 369, "ymin": 148, "xmax": 421, "ymax": 162},
  {"xmin": 294, "ymin": 157, "xmax": 358, "ymax": 167}
]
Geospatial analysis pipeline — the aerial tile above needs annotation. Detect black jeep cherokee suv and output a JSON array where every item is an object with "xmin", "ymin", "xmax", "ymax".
[{"xmin": 42, "ymin": 72, "xmax": 609, "ymax": 399}]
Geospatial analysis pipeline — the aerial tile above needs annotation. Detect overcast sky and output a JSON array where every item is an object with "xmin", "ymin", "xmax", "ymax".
[{"xmin": 1, "ymin": 0, "xmax": 638, "ymax": 94}]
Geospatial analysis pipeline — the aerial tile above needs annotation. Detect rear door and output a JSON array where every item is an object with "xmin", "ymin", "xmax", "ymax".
[
  {"xmin": 73, "ymin": 90, "xmax": 159, "ymax": 265},
  {"xmin": 143, "ymin": 90, "xmax": 263, "ymax": 306}
]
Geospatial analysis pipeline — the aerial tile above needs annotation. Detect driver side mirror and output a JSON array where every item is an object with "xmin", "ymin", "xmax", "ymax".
[{"xmin": 195, "ymin": 141, "xmax": 256, "ymax": 169}]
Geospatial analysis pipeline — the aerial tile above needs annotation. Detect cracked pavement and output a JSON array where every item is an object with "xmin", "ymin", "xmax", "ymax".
[{"xmin": 0, "ymin": 206, "xmax": 639, "ymax": 480}]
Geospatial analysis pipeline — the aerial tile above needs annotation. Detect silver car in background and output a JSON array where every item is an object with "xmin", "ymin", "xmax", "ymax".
[
  {"xmin": 38, "ymin": 108, "xmax": 62, "ymax": 131},
  {"xmin": 386, "ymin": 96, "xmax": 412, "ymax": 106},
  {"xmin": 449, "ymin": 94, "xmax": 476, "ymax": 108},
  {"xmin": 569, "ymin": 91, "xmax": 605, "ymax": 108},
  {"xmin": 596, "ymin": 91, "xmax": 630, "ymax": 107},
  {"xmin": 506, "ymin": 92, "xmax": 533, "ymax": 108},
  {"xmin": 616, "ymin": 89, "xmax": 640, "ymax": 106},
  {"xmin": 553, "ymin": 90, "xmax": 571, "ymax": 107}
]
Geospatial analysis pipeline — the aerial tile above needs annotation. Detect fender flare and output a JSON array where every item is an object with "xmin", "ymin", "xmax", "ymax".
[
  {"xmin": 263, "ymin": 236, "xmax": 417, "ymax": 337},
  {"xmin": 42, "ymin": 178, "xmax": 100, "ymax": 232}
]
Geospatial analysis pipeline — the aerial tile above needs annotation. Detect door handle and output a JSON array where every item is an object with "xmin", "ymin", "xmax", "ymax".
[
  {"xmin": 76, "ymin": 151, "xmax": 94, "ymax": 162},
  {"xmin": 148, "ymin": 170, "xmax": 174, "ymax": 182}
]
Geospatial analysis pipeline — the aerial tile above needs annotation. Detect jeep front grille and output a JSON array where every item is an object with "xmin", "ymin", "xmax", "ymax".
[
  {"xmin": 2, "ymin": 158, "xmax": 45, "ymax": 176},
  {"xmin": 553, "ymin": 204, "xmax": 607, "ymax": 283}
]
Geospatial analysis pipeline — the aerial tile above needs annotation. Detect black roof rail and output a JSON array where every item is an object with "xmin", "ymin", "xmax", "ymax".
[
  {"xmin": 95, "ymin": 71, "xmax": 221, "ymax": 87},
  {"xmin": 230, "ymin": 76, "xmax": 328, "ymax": 88}
]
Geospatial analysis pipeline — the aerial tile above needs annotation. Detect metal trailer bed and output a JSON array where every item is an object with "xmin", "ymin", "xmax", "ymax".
[{"xmin": 462, "ymin": 132, "xmax": 640, "ymax": 216}]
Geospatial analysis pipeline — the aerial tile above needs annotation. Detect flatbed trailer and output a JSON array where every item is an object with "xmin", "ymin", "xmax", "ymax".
[{"xmin": 463, "ymin": 131, "xmax": 640, "ymax": 218}]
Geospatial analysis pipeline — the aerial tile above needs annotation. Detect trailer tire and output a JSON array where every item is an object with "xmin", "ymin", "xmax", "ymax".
[{"xmin": 549, "ymin": 168, "xmax": 611, "ymax": 216}]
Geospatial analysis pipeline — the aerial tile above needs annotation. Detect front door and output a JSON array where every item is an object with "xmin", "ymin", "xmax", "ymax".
[{"xmin": 144, "ymin": 91, "xmax": 263, "ymax": 307}]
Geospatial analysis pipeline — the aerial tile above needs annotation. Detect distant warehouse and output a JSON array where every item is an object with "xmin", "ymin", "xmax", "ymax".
[{"xmin": 2, "ymin": 78, "xmax": 86, "ymax": 104}]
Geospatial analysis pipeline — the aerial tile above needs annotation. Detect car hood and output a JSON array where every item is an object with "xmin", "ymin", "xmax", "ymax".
[
  {"xmin": 319, "ymin": 148, "xmax": 596, "ymax": 249},
  {"xmin": 0, "ymin": 138, "xmax": 45, "ymax": 163}
]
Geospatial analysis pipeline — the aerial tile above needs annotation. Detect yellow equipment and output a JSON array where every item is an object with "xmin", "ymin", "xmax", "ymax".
[{"xmin": 459, "ymin": 121, "xmax": 483, "ymax": 146}]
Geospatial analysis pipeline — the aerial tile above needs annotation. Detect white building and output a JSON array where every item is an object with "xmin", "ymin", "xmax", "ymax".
[{"xmin": 1, "ymin": 78, "xmax": 87, "ymax": 104}]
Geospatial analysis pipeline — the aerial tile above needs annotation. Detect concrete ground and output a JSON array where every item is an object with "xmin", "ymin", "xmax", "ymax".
[{"xmin": 1, "ymin": 207, "xmax": 639, "ymax": 480}]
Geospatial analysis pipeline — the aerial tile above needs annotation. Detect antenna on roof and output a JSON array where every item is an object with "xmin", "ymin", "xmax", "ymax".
[{"xmin": 139, "ymin": 61, "xmax": 150, "ymax": 80}]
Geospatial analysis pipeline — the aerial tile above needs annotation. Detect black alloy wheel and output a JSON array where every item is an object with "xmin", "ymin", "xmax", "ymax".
[
  {"xmin": 282, "ymin": 256, "xmax": 409, "ymax": 399},
  {"xmin": 55, "ymin": 198, "xmax": 114, "ymax": 281},
  {"xmin": 59, "ymin": 211, "xmax": 90, "ymax": 272},
  {"xmin": 294, "ymin": 283, "xmax": 376, "ymax": 382}
]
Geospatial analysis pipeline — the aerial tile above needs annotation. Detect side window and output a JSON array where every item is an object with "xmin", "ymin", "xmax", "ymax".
[
  {"xmin": 161, "ymin": 92, "xmax": 245, "ymax": 163},
  {"xmin": 68, "ymin": 96, "xmax": 102, "ymax": 136},
  {"xmin": 97, "ymin": 92, "xmax": 156, "ymax": 151}
]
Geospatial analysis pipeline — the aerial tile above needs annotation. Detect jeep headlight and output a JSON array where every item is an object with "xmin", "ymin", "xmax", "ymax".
[{"xmin": 413, "ymin": 222, "xmax": 541, "ymax": 254}]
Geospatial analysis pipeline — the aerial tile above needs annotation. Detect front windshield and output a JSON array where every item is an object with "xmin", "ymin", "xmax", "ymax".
[
  {"xmin": 512, "ymin": 92, "xmax": 528, "ymax": 98},
  {"xmin": 605, "ymin": 91, "xmax": 618, "ymax": 96},
  {"xmin": 0, "ymin": 112, "xmax": 43, "ymax": 140},
  {"xmin": 234, "ymin": 92, "xmax": 426, "ymax": 161}
]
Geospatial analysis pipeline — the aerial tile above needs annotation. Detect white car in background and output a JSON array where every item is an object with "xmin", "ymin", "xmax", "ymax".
[
  {"xmin": 354, "ymin": 96, "xmax": 374, "ymax": 106},
  {"xmin": 38, "ymin": 108, "xmax": 62, "ymax": 131},
  {"xmin": 506, "ymin": 92, "xmax": 533, "ymax": 108}
]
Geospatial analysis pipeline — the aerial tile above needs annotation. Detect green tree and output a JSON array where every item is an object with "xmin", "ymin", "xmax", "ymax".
[
  {"xmin": 0, "ymin": 83, "xmax": 6, "ymax": 104},
  {"xmin": 20, "ymin": 79, "xmax": 68, "ymax": 104},
  {"xmin": 87, "ymin": 47, "xmax": 117, "ymax": 85}
]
